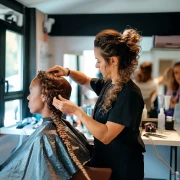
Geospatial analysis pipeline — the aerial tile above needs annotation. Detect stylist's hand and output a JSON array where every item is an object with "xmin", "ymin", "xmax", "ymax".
[
  {"xmin": 53, "ymin": 95, "xmax": 79, "ymax": 114},
  {"xmin": 46, "ymin": 65, "xmax": 69, "ymax": 77}
]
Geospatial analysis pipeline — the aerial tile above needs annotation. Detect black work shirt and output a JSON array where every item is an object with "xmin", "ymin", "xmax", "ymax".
[{"xmin": 90, "ymin": 78, "xmax": 145, "ymax": 180}]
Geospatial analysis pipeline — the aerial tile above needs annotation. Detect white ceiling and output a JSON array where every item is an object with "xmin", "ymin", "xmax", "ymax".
[{"xmin": 16, "ymin": 0, "xmax": 180, "ymax": 14}]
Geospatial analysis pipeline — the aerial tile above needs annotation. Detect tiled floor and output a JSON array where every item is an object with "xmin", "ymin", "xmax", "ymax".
[{"xmin": 144, "ymin": 179, "xmax": 167, "ymax": 180}]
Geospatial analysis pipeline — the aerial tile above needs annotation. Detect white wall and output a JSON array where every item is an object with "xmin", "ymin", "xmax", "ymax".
[
  {"xmin": 36, "ymin": 10, "xmax": 53, "ymax": 71},
  {"xmin": 48, "ymin": 36, "xmax": 155, "ymax": 66},
  {"xmin": 49, "ymin": 36, "xmax": 94, "ymax": 66},
  {"xmin": 49, "ymin": 36, "xmax": 180, "ymax": 75}
]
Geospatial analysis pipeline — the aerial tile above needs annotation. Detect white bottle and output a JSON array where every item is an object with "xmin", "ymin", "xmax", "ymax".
[
  {"xmin": 142, "ymin": 105, "xmax": 148, "ymax": 120},
  {"xmin": 158, "ymin": 108, "xmax": 165, "ymax": 133}
]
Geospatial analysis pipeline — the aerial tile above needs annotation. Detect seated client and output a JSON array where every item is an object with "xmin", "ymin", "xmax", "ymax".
[{"xmin": 0, "ymin": 71, "xmax": 90, "ymax": 180}]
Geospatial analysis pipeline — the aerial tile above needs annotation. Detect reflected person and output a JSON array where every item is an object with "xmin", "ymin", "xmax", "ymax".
[{"xmin": 166, "ymin": 62, "xmax": 180, "ymax": 108}]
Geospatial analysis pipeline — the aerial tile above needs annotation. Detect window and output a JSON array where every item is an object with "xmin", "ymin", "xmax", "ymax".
[
  {"xmin": 0, "ymin": 2, "xmax": 25, "ymax": 127},
  {"xmin": 6, "ymin": 30, "xmax": 23, "ymax": 92},
  {"xmin": 3, "ymin": 31, "xmax": 23, "ymax": 126}
]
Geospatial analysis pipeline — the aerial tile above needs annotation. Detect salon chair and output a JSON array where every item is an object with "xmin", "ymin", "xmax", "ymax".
[{"xmin": 72, "ymin": 166, "xmax": 112, "ymax": 180}]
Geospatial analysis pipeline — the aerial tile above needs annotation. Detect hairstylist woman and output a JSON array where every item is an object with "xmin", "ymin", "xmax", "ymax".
[{"xmin": 47, "ymin": 28, "xmax": 146, "ymax": 180}]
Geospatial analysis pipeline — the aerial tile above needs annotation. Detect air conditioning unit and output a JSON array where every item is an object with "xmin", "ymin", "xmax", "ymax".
[{"xmin": 153, "ymin": 36, "xmax": 180, "ymax": 48}]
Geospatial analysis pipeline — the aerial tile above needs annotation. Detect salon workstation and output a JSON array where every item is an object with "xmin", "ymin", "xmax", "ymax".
[
  {"xmin": 1, "ymin": 117, "xmax": 180, "ymax": 180},
  {"xmin": 0, "ymin": 0, "xmax": 180, "ymax": 180}
]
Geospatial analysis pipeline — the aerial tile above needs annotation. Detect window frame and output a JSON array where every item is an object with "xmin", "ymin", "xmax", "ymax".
[{"xmin": 0, "ymin": 0, "xmax": 28, "ymax": 127}]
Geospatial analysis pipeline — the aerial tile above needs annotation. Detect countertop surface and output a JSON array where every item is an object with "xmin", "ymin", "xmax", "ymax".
[{"xmin": 1, "ymin": 121, "xmax": 180, "ymax": 146}]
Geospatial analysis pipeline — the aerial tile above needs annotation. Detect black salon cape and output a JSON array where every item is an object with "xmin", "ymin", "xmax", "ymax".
[{"xmin": 0, "ymin": 118, "xmax": 90, "ymax": 180}]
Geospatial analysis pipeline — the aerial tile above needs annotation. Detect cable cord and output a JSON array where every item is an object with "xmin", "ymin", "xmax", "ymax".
[{"xmin": 148, "ymin": 136, "xmax": 179, "ymax": 180}]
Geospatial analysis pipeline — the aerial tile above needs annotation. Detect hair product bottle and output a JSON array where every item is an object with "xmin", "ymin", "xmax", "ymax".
[
  {"xmin": 158, "ymin": 108, "xmax": 165, "ymax": 133},
  {"xmin": 142, "ymin": 104, "xmax": 148, "ymax": 120}
]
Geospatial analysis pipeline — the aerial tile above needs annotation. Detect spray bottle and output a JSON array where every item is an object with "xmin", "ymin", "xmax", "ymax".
[
  {"xmin": 158, "ymin": 108, "xmax": 165, "ymax": 133},
  {"xmin": 142, "ymin": 104, "xmax": 148, "ymax": 120}
]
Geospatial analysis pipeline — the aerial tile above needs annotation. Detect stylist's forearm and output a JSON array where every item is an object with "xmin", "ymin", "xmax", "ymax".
[
  {"xmin": 74, "ymin": 109, "xmax": 108, "ymax": 142},
  {"xmin": 69, "ymin": 70, "xmax": 90, "ymax": 86}
]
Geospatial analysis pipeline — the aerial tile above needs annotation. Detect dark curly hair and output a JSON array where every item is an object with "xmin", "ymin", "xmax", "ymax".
[
  {"xmin": 33, "ymin": 71, "xmax": 90, "ymax": 180},
  {"xmin": 94, "ymin": 28, "xmax": 141, "ymax": 111}
]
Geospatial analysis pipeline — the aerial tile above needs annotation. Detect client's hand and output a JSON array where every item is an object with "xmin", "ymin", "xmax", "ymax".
[
  {"xmin": 47, "ymin": 65, "xmax": 68, "ymax": 77},
  {"xmin": 53, "ymin": 95, "xmax": 78, "ymax": 114}
]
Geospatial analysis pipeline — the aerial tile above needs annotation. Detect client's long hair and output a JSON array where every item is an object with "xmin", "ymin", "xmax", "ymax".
[{"xmin": 33, "ymin": 71, "xmax": 90, "ymax": 180}]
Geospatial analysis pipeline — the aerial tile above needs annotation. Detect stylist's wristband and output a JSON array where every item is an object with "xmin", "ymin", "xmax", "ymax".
[{"xmin": 65, "ymin": 68, "xmax": 70, "ymax": 76}]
